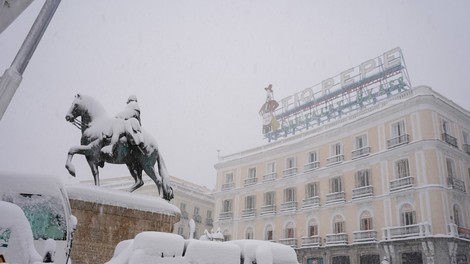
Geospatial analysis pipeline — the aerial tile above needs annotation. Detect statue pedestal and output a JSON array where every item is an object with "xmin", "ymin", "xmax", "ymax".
[{"xmin": 66, "ymin": 184, "xmax": 180, "ymax": 264}]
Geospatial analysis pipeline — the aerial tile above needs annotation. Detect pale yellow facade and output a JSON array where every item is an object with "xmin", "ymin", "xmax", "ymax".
[{"xmin": 214, "ymin": 86, "xmax": 470, "ymax": 264}]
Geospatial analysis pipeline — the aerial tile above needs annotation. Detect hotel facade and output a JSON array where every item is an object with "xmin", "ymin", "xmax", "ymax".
[{"xmin": 213, "ymin": 86, "xmax": 470, "ymax": 264}]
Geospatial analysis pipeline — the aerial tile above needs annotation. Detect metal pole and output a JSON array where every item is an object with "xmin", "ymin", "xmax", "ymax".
[{"xmin": 0, "ymin": 0, "xmax": 61, "ymax": 120}]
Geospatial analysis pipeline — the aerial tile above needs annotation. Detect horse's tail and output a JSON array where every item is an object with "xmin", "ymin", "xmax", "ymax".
[{"xmin": 156, "ymin": 150, "xmax": 173, "ymax": 201}]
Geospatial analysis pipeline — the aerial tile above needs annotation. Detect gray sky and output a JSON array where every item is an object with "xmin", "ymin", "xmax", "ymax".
[{"xmin": 1, "ymin": 0, "xmax": 469, "ymax": 190}]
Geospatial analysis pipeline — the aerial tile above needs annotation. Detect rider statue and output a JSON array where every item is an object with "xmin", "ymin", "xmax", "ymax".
[{"xmin": 101, "ymin": 95, "xmax": 144, "ymax": 155}]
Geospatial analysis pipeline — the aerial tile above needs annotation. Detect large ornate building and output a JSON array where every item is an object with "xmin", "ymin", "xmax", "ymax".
[{"xmin": 213, "ymin": 86, "xmax": 470, "ymax": 264}]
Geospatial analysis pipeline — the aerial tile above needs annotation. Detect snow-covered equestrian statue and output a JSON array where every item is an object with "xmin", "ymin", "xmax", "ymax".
[{"xmin": 65, "ymin": 94, "xmax": 173, "ymax": 201}]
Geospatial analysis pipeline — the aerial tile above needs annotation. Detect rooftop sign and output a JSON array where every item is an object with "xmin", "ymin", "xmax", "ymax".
[{"xmin": 260, "ymin": 47, "xmax": 411, "ymax": 141}]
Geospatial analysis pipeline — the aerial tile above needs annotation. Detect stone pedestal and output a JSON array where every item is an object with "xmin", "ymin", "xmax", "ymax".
[{"xmin": 66, "ymin": 185, "xmax": 180, "ymax": 264}]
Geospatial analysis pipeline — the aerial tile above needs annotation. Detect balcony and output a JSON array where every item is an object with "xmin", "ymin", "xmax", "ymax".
[
  {"xmin": 218, "ymin": 211, "xmax": 233, "ymax": 221},
  {"xmin": 304, "ymin": 161, "xmax": 320, "ymax": 172},
  {"xmin": 442, "ymin": 133, "xmax": 458, "ymax": 148},
  {"xmin": 181, "ymin": 211, "xmax": 189, "ymax": 219},
  {"xmin": 352, "ymin": 146, "xmax": 371, "ymax": 159},
  {"xmin": 302, "ymin": 196, "xmax": 320, "ymax": 209},
  {"xmin": 326, "ymin": 192, "xmax": 346, "ymax": 204},
  {"xmin": 206, "ymin": 218, "xmax": 213, "ymax": 226},
  {"xmin": 242, "ymin": 208, "xmax": 257, "ymax": 218},
  {"xmin": 383, "ymin": 222, "xmax": 431, "ymax": 240},
  {"xmin": 260, "ymin": 205, "xmax": 276, "ymax": 216},
  {"xmin": 327, "ymin": 155, "xmax": 344, "ymax": 166},
  {"xmin": 352, "ymin": 185, "xmax": 374, "ymax": 199},
  {"xmin": 447, "ymin": 177, "xmax": 466, "ymax": 193},
  {"xmin": 244, "ymin": 177, "xmax": 258, "ymax": 186},
  {"xmin": 263, "ymin": 172, "xmax": 277, "ymax": 182},
  {"xmin": 221, "ymin": 182, "xmax": 235, "ymax": 191},
  {"xmin": 278, "ymin": 238, "xmax": 297, "ymax": 248},
  {"xmin": 325, "ymin": 233, "xmax": 348, "ymax": 246},
  {"xmin": 280, "ymin": 201, "xmax": 297, "ymax": 213},
  {"xmin": 389, "ymin": 176, "xmax": 414, "ymax": 192},
  {"xmin": 463, "ymin": 144, "xmax": 470, "ymax": 155},
  {"xmin": 283, "ymin": 167, "xmax": 298, "ymax": 178},
  {"xmin": 352, "ymin": 230, "xmax": 377, "ymax": 243},
  {"xmin": 387, "ymin": 134, "xmax": 410, "ymax": 149},
  {"xmin": 300, "ymin": 236, "xmax": 321, "ymax": 248}
]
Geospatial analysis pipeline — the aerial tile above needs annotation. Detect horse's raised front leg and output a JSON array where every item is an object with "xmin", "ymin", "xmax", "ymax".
[
  {"xmin": 155, "ymin": 152, "xmax": 174, "ymax": 201},
  {"xmin": 65, "ymin": 138, "xmax": 103, "ymax": 177}
]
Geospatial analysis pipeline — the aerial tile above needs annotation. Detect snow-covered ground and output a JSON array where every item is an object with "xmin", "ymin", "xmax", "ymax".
[{"xmin": 106, "ymin": 231, "xmax": 299, "ymax": 264}]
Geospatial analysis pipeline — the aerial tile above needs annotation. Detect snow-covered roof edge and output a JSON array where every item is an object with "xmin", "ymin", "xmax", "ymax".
[{"xmin": 66, "ymin": 184, "xmax": 180, "ymax": 216}]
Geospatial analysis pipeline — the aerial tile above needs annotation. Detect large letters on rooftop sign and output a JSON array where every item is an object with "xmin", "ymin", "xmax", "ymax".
[{"xmin": 263, "ymin": 47, "xmax": 411, "ymax": 141}]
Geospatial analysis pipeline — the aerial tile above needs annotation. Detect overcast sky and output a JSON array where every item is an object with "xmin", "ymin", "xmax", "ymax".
[{"xmin": 1, "ymin": 0, "xmax": 469, "ymax": 190}]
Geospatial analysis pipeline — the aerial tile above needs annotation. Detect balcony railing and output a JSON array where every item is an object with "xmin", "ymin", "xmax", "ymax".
[
  {"xmin": 263, "ymin": 172, "xmax": 277, "ymax": 182},
  {"xmin": 387, "ymin": 134, "xmax": 410, "ymax": 148},
  {"xmin": 241, "ymin": 208, "xmax": 256, "ymax": 218},
  {"xmin": 260, "ymin": 205, "xmax": 276, "ymax": 216},
  {"xmin": 304, "ymin": 161, "xmax": 320, "ymax": 172},
  {"xmin": 278, "ymin": 238, "xmax": 297, "ymax": 248},
  {"xmin": 442, "ymin": 133, "xmax": 458, "ymax": 148},
  {"xmin": 221, "ymin": 182, "xmax": 235, "ymax": 191},
  {"xmin": 326, "ymin": 192, "xmax": 346, "ymax": 204},
  {"xmin": 448, "ymin": 177, "xmax": 466, "ymax": 193},
  {"xmin": 302, "ymin": 196, "xmax": 320, "ymax": 209},
  {"xmin": 300, "ymin": 236, "xmax": 321, "ymax": 248},
  {"xmin": 389, "ymin": 176, "xmax": 414, "ymax": 192},
  {"xmin": 325, "ymin": 233, "xmax": 348, "ymax": 246},
  {"xmin": 280, "ymin": 201, "xmax": 297, "ymax": 213},
  {"xmin": 206, "ymin": 218, "xmax": 213, "ymax": 226},
  {"xmin": 352, "ymin": 230, "xmax": 377, "ymax": 243},
  {"xmin": 327, "ymin": 154, "xmax": 344, "ymax": 166},
  {"xmin": 383, "ymin": 222, "xmax": 431, "ymax": 240},
  {"xmin": 463, "ymin": 144, "xmax": 470, "ymax": 155},
  {"xmin": 194, "ymin": 214, "xmax": 202, "ymax": 223},
  {"xmin": 458, "ymin": 226, "xmax": 470, "ymax": 239},
  {"xmin": 283, "ymin": 167, "xmax": 298, "ymax": 178},
  {"xmin": 218, "ymin": 211, "xmax": 233, "ymax": 221},
  {"xmin": 352, "ymin": 146, "xmax": 371, "ymax": 159},
  {"xmin": 352, "ymin": 185, "xmax": 374, "ymax": 199},
  {"xmin": 244, "ymin": 177, "xmax": 258, "ymax": 186}
]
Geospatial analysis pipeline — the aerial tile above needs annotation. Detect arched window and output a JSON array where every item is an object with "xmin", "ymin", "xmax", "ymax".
[
  {"xmin": 245, "ymin": 227, "xmax": 254, "ymax": 239},
  {"xmin": 333, "ymin": 215, "xmax": 345, "ymax": 234},
  {"xmin": 285, "ymin": 222, "xmax": 295, "ymax": 238},
  {"xmin": 265, "ymin": 224, "xmax": 273, "ymax": 241},
  {"xmin": 400, "ymin": 204, "xmax": 416, "ymax": 226},
  {"xmin": 307, "ymin": 219, "xmax": 318, "ymax": 237},
  {"xmin": 360, "ymin": 211, "xmax": 373, "ymax": 230}
]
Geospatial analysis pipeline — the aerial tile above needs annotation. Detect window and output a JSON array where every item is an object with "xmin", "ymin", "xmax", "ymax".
[
  {"xmin": 453, "ymin": 204, "xmax": 461, "ymax": 226},
  {"xmin": 223, "ymin": 199, "xmax": 232, "ymax": 213},
  {"xmin": 225, "ymin": 172, "xmax": 233, "ymax": 183},
  {"xmin": 267, "ymin": 162, "xmax": 275, "ymax": 173},
  {"xmin": 330, "ymin": 176, "xmax": 343, "ymax": 193},
  {"xmin": 285, "ymin": 222, "xmax": 295, "ymax": 238},
  {"xmin": 308, "ymin": 151, "xmax": 318, "ymax": 163},
  {"xmin": 360, "ymin": 211, "xmax": 373, "ymax": 230},
  {"xmin": 400, "ymin": 204, "xmax": 416, "ymax": 226},
  {"xmin": 180, "ymin": 202, "xmax": 186, "ymax": 212},
  {"xmin": 286, "ymin": 157, "xmax": 296, "ymax": 169},
  {"xmin": 446, "ymin": 158, "xmax": 456, "ymax": 178},
  {"xmin": 246, "ymin": 227, "xmax": 254, "ymax": 239},
  {"xmin": 355, "ymin": 134, "xmax": 368, "ymax": 149},
  {"xmin": 463, "ymin": 131, "xmax": 470, "ymax": 145},
  {"xmin": 356, "ymin": 169, "xmax": 371, "ymax": 187},
  {"xmin": 245, "ymin": 195, "xmax": 256, "ymax": 209},
  {"xmin": 306, "ymin": 182, "xmax": 318, "ymax": 198},
  {"xmin": 308, "ymin": 219, "xmax": 318, "ymax": 236},
  {"xmin": 264, "ymin": 191, "xmax": 275, "ymax": 206},
  {"xmin": 193, "ymin": 207, "xmax": 200, "ymax": 216},
  {"xmin": 396, "ymin": 159, "xmax": 410, "ymax": 178},
  {"xmin": 206, "ymin": 210, "xmax": 212, "ymax": 219},
  {"xmin": 441, "ymin": 119, "xmax": 451, "ymax": 134},
  {"xmin": 331, "ymin": 142, "xmax": 342, "ymax": 156},
  {"xmin": 248, "ymin": 167, "xmax": 256, "ymax": 178},
  {"xmin": 177, "ymin": 226, "xmax": 184, "ymax": 236},
  {"xmin": 265, "ymin": 225, "xmax": 273, "ymax": 240},
  {"xmin": 333, "ymin": 215, "xmax": 345, "ymax": 233},
  {"xmin": 284, "ymin": 187, "xmax": 296, "ymax": 202},
  {"xmin": 391, "ymin": 120, "xmax": 406, "ymax": 138}
]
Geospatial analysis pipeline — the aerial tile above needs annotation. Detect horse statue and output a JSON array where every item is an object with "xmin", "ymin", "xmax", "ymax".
[{"xmin": 65, "ymin": 94, "xmax": 174, "ymax": 201}]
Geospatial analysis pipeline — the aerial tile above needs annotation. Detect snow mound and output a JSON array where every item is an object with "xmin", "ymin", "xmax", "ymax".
[
  {"xmin": 227, "ymin": 240, "xmax": 299, "ymax": 264},
  {"xmin": 184, "ymin": 239, "xmax": 240, "ymax": 264},
  {"xmin": 133, "ymin": 231, "xmax": 185, "ymax": 257}
]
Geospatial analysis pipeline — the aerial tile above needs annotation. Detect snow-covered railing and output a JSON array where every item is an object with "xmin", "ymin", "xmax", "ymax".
[{"xmin": 382, "ymin": 222, "xmax": 431, "ymax": 240}]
